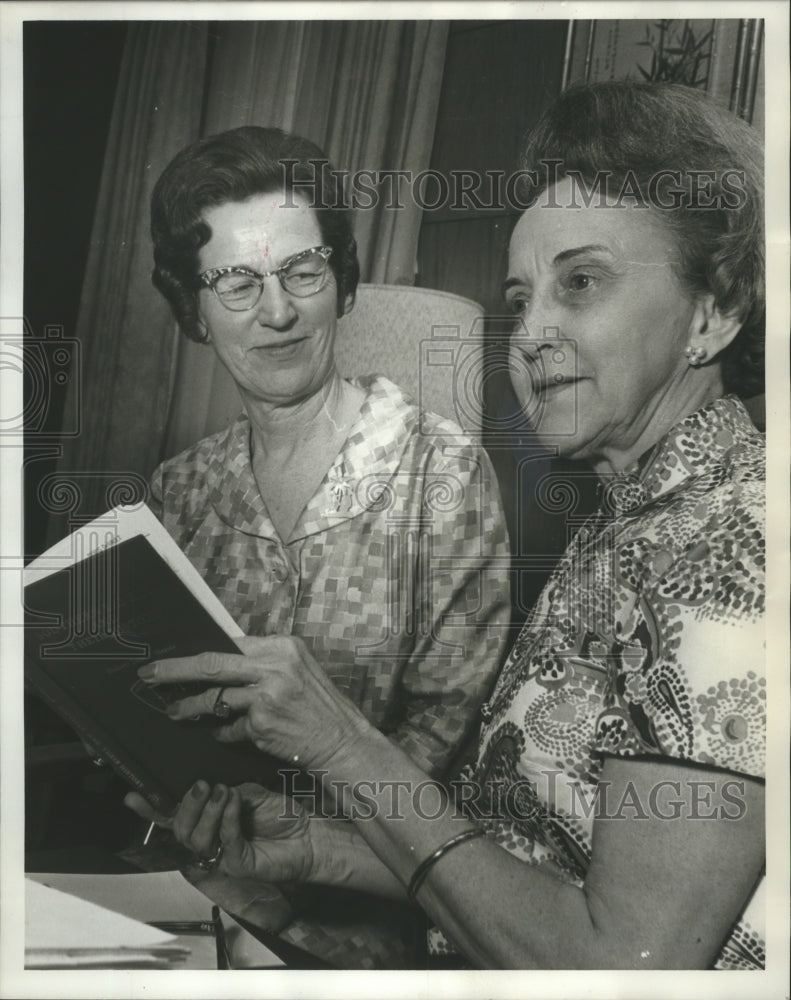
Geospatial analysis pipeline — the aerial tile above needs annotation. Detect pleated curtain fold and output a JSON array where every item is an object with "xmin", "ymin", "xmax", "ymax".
[{"xmin": 53, "ymin": 23, "xmax": 208, "ymax": 532}]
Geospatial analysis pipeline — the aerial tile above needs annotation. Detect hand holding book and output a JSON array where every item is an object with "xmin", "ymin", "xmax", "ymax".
[
  {"xmin": 24, "ymin": 505, "xmax": 282, "ymax": 814},
  {"xmin": 137, "ymin": 633, "xmax": 375, "ymax": 773}
]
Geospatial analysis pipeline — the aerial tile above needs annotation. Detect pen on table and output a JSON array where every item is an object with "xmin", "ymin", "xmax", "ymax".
[
  {"xmin": 143, "ymin": 821, "xmax": 156, "ymax": 846},
  {"xmin": 213, "ymin": 905, "xmax": 230, "ymax": 970},
  {"xmin": 146, "ymin": 920, "xmax": 217, "ymax": 935}
]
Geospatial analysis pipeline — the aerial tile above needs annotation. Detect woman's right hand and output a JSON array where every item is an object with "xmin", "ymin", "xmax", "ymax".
[{"xmin": 125, "ymin": 781, "xmax": 315, "ymax": 884}]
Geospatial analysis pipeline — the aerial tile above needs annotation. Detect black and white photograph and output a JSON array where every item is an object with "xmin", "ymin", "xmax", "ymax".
[{"xmin": 1, "ymin": 2, "xmax": 788, "ymax": 996}]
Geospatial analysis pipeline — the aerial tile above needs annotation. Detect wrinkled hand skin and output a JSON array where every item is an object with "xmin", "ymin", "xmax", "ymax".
[
  {"xmin": 141, "ymin": 635, "xmax": 373, "ymax": 772},
  {"xmin": 126, "ymin": 634, "xmax": 377, "ymax": 934},
  {"xmin": 126, "ymin": 782, "xmax": 315, "ymax": 878},
  {"xmin": 126, "ymin": 781, "xmax": 311, "ymax": 935}
]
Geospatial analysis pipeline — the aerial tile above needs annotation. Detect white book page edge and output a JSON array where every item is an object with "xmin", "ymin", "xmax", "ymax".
[{"xmin": 23, "ymin": 504, "xmax": 244, "ymax": 639}]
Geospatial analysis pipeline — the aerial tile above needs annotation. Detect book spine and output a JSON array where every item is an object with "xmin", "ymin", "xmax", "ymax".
[{"xmin": 24, "ymin": 656, "xmax": 175, "ymax": 815}]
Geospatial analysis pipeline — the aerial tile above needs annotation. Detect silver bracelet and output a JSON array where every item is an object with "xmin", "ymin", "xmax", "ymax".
[{"xmin": 406, "ymin": 827, "xmax": 486, "ymax": 901}]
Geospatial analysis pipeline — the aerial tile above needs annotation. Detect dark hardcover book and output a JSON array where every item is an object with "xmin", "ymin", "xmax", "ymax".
[{"xmin": 24, "ymin": 526, "xmax": 281, "ymax": 815}]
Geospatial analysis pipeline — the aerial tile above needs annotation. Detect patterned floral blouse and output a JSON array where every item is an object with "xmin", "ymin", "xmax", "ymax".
[
  {"xmin": 150, "ymin": 374, "xmax": 511, "ymax": 779},
  {"xmin": 432, "ymin": 395, "xmax": 766, "ymax": 969}
]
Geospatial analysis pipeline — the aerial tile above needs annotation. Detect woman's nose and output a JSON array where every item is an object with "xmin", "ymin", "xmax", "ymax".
[
  {"xmin": 254, "ymin": 277, "xmax": 298, "ymax": 329},
  {"xmin": 511, "ymin": 313, "xmax": 564, "ymax": 368},
  {"xmin": 520, "ymin": 294, "xmax": 562, "ymax": 343}
]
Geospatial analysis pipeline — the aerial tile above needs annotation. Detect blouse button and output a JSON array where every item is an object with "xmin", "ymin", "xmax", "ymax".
[{"xmin": 272, "ymin": 563, "xmax": 289, "ymax": 583}]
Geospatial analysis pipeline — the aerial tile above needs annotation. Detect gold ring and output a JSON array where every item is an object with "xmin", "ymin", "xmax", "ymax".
[
  {"xmin": 212, "ymin": 687, "xmax": 232, "ymax": 719},
  {"xmin": 196, "ymin": 843, "xmax": 224, "ymax": 871}
]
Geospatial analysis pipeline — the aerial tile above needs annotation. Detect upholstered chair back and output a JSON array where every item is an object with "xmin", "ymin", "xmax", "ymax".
[{"xmin": 335, "ymin": 284, "xmax": 485, "ymax": 430}]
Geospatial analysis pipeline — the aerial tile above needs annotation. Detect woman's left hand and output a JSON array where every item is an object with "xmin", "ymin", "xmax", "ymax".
[
  {"xmin": 138, "ymin": 635, "xmax": 372, "ymax": 770},
  {"xmin": 127, "ymin": 781, "xmax": 316, "ymax": 885}
]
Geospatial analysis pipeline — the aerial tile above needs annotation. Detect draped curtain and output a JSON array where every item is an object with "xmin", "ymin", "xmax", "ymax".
[
  {"xmin": 55, "ymin": 20, "xmax": 448, "ymax": 532},
  {"xmin": 53, "ymin": 23, "xmax": 208, "ymax": 534}
]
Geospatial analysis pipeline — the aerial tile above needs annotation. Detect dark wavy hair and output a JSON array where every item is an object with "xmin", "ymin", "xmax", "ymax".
[
  {"xmin": 518, "ymin": 81, "xmax": 765, "ymax": 397},
  {"xmin": 151, "ymin": 126, "xmax": 360, "ymax": 341}
]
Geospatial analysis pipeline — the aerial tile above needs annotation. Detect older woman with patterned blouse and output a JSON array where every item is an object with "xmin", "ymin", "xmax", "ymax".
[{"xmin": 131, "ymin": 82, "xmax": 766, "ymax": 970}]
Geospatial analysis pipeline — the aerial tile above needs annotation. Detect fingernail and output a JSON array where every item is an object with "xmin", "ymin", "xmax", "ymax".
[
  {"xmin": 211, "ymin": 785, "xmax": 226, "ymax": 802},
  {"xmin": 138, "ymin": 664, "xmax": 156, "ymax": 681},
  {"xmin": 191, "ymin": 781, "xmax": 207, "ymax": 799}
]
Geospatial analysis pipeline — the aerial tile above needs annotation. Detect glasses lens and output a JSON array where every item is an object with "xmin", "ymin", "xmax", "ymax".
[
  {"xmin": 213, "ymin": 273, "xmax": 262, "ymax": 310},
  {"xmin": 281, "ymin": 251, "xmax": 330, "ymax": 297}
]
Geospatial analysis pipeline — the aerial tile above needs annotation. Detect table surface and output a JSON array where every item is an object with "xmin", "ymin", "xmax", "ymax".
[{"xmin": 23, "ymin": 862, "xmax": 317, "ymax": 969}]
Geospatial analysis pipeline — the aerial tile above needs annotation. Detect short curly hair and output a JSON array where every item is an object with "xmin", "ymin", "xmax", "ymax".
[
  {"xmin": 151, "ymin": 126, "xmax": 360, "ymax": 341},
  {"xmin": 518, "ymin": 81, "xmax": 764, "ymax": 397}
]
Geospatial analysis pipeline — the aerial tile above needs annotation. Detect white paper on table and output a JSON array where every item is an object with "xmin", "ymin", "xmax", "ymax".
[
  {"xmin": 26, "ymin": 871, "xmax": 284, "ymax": 968},
  {"xmin": 25, "ymin": 877, "xmax": 178, "ymax": 951},
  {"xmin": 26, "ymin": 948, "xmax": 183, "ymax": 969},
  {"xmin": 27, "ymin": 870, "xmax": 211, "ymax": 923}
]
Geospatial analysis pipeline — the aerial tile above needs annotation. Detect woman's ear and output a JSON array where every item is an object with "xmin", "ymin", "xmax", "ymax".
[
  {"xmin": 196, "ymin": 316, "xmax": 211, "ymax": 344},
  {"xmin": 339, "ymin": 292, "xmax": 355, "ymax": 318},
  {"xmin": 686, "ymin": 294, "xmax": 742, "ymax": 361},
  {"xmin": 195, "ymin": 300, "xmax": 212, "ymax": 344}
]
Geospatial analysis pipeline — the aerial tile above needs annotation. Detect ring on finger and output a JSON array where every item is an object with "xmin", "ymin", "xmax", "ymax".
[
  {"xmin": 212, "ymin": 687, "xmax": 232, "ymax": 719},
  {"xmin": 196, "ymin": 843, "xmax": 224, "ymax": 871}
]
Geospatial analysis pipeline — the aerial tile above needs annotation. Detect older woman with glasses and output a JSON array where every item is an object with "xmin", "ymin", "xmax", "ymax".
[{"xmin": 138, "ymin": 126, "xmax": 510, "ymax": 965}]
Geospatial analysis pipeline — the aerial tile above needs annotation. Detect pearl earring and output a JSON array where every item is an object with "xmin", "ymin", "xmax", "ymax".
[{"xmin": 684, "ymin": 344, "xmax": 707, "ymax": 366}]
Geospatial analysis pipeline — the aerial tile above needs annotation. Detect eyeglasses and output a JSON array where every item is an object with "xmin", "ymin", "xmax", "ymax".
[{"xmin": 198, "ymin": 246, "xmax": 333, "ymax": 311}]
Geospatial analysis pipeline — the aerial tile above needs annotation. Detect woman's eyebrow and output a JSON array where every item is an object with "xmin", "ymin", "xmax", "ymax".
[
  {"xmin": 501, "ymin": 276, "xmax": 524, "ymax": 297},
  {"xmin": 553, "ymin": 244, "xmax": 614, "ymax": 265},
  {"xmin": 502, "ymin": 243, "xmax": 616, "ymax": 296}
]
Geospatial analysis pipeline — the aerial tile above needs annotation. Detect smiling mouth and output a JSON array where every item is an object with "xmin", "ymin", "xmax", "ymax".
[{"xmin": 253, "ymin": 337, "xmax": 307, "ymax": 353}]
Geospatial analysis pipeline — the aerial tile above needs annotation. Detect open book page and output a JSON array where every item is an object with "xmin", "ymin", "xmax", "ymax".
[
  {"xmin": 23, "ymin": 507, "xmax": 273, "ymax": 809},
  {"xmin": 23, "ymin": 504, "xmax": 243, "ymax": 638}
]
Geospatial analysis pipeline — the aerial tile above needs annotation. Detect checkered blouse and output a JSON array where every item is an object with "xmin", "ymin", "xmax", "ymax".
[{"xmin": 150, "ymin": 374, "xmax": 512, "ymax": 778}]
